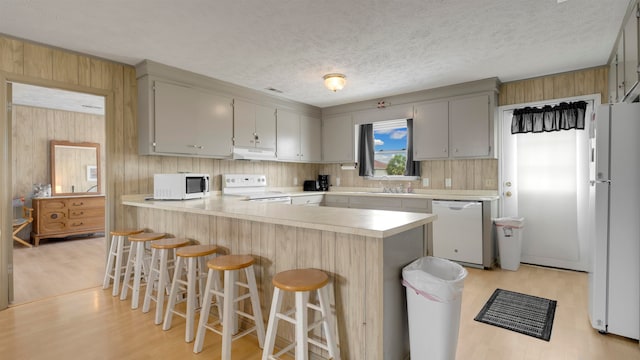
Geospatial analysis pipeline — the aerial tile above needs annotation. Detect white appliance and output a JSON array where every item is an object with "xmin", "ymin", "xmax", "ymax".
[
  {"xmin": 589, "ymin": 103, "xmax": 640, "ymax": 340},
  {"xmin": 222, "ymin": 174, "xmax": 291, "ymax": 203},
  {"xmin": 153, "ymin": 173, "xmax": 210, "ymax": 200},
  {"xmin": 432, "ymin": 200, "xmax": 483, "ymax": 267}
]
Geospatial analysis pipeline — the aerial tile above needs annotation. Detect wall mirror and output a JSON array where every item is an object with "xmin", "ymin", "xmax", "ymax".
[{"xmin": 50, "ymin": 140, "xmax": 101, "ymax": 195}]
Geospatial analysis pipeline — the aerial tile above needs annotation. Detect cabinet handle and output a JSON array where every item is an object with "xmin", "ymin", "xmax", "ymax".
[
  {"xmin": 443, "ymin": 148, "xmax": 447, "ymax": 153},
  {"xmin": 72, "ymin": 202, "xmax": 84, "ymax": 206},
  {"xmin": 72, "ymin": 222, "xmax": 84, "ymax": 226},
  {"xmin": 255, "ymin": 140, "xmax": 261, "ymax": 144},
  {"xmin": 454, "ymin": 249, "xmax": 458, "ymax": 253},
  {"xmin": 51, "ymin": 214, "xmax": 58, "ymax": 219}
]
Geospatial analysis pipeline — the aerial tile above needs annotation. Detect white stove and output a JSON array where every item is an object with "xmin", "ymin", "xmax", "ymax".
[{"xmin": 222, "ymin": 174, "xmax": 291, "ymax": 203}]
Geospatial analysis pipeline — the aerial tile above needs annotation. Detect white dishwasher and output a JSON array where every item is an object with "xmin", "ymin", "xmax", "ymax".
[{"xmin": 432, "ymin": 200, "xmax": 483, "ymax": 265}]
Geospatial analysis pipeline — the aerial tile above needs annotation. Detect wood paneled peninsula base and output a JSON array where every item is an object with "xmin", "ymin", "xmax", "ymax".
[{"xmin": 122, "ymin": 194, "xmax": 435, "ymax": 360}]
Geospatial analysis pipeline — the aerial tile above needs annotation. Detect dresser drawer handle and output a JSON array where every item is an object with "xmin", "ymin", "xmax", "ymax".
[
  {"xmin": 72, "ymin": 222, "xmax": 84, "ymax": 226},
  {"xmin": 50, "ymin": 214, "xmax": 58, "ymax": 219},
  {"xmin": 73, "ymin": 211, "xmax": 84, "ymax": 216},
  {"xmin": 72, "ymin": 202, "xmax": 84, "ymax": 206}
]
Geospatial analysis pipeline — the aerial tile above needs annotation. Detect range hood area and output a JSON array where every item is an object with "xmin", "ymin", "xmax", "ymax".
[{"xmin": 232, "ymin": 147, "xmax": 277, "ymax": 161}]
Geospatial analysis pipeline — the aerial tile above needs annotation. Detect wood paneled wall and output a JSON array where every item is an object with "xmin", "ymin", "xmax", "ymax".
[
  {"xmin": 499, "ymin": 66, "xmax": 608, "ymax": 106},
  {"xmin": 321, "ymin": 159, "xmax": 498, "ymax": 191},
  {"xmin": 0, "ymin": 34, "xmax": 321, "ymax": 232},
  {"xmin": 11, "ymin": 105, "xmax": 106, "ymax": 200}
]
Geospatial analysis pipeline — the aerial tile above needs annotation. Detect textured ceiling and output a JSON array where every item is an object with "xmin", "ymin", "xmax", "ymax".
[{"xmin": 0, "ymin": 0, "xmax": 631, "ymax": 108}]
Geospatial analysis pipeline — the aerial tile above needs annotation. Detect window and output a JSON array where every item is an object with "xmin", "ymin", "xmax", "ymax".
[{"xmin": 373, "ymin": 119, "xmax": 407, "ymax": 176}]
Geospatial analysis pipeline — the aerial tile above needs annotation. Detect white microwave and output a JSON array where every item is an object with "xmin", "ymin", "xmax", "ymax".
[{"xmin": 153, "ymin": 173, "xmax": 210, "ymax": 200}]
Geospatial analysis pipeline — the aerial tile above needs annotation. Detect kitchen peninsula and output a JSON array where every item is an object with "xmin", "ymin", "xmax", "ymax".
[{"xmin": 122, "ymin": 194, "xmax": 436, "ymax": 360}]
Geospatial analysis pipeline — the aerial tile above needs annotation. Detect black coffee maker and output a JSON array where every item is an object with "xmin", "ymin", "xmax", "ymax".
[{"xmin": 318, "ymin": 175, "xmax": 330, "ymax": 191}]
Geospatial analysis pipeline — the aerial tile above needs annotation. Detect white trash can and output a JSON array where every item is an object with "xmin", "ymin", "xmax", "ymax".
[
  {"xmin": 402, "ymin": 256, "xmax": 468, "ymax": 360},
  {"xmin": 494, "ymin": 217, "xmax": 525, "ymax": 271}
]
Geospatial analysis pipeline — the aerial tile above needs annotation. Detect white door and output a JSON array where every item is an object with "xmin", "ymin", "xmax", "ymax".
[{"xmin": 500, "ymin": 98, "xmax": 594, "ymax": 271}]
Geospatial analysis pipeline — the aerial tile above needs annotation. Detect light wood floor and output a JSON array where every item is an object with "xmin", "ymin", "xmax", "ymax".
[
  {"xmin": 1, "ymin": 263, "xmax": 638, "ymax": 359},
  {"xmin": 11, "ymin": 236, "xmax": 105, "ymax": 305}
]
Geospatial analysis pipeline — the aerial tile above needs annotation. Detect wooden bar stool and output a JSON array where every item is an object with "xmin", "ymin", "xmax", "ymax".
[
  {"xmin": 142, "ymin": 237, "xmax": 191, "ymax": 324},
  {"xmin": 193, "ymin": 255, "xmax": 266, "ymax": 358},
  {"xmin": 120, "ymin": 232, "xmax": 166, "ymax": 309},
  {"xmin": 163, "ymin": 244, "xmax": 219, "ymax": 342},
  {"xmin": 262, "ymin": 269, "xmax": 340, "ymax": 360},
  {"xmin": 102, "ymin": 229, "xmax": 144, "ymax": 296}
]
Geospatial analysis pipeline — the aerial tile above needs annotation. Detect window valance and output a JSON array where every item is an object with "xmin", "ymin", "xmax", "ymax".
[{"xmin": 511, "ymin": 101, "xmax": 587, "ymax": 134}]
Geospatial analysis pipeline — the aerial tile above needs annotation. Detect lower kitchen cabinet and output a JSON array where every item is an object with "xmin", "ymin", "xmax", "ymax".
[
  {"xmin": 323, "ymin": 194, "xmax": 349, "ymax": 208},
  {"xmin": 31, "ymin": 195, "xmax": 105, "ymax": 246},
  {"xmin": 291, "ymin": 194, "xmax": 324, "ymax": 206}
]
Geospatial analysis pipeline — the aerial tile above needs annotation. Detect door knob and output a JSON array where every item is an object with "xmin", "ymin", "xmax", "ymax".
[
  {"xmin": 505, "ymin": 191, "xmax": 512, "ymax": 197},
  {"xmin": 505, "ymin": 181, "xmax": 512, "ymax": 187}
]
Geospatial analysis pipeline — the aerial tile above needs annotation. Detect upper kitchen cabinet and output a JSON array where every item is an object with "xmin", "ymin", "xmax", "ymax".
[
  {"xmin": 413, "ymin": 93, "xmax": 495, "ymax": 160},
  {"xmin": 608, "ymin": 0, "xmax": 640, "ymax": 102},
  {"xmin": 138, "ymin": 77, "xmax": 233, "ymax": 157},
  {"xmin": 322, "ymin": 114, "xmax": 355, "ymax": 163},
  {"xmin": 610, "ymin": 50, "xmax": 620, "ymax": 103},
  {"xmin": 449, "ymin": 95, "xmax": 492, "ymax": 157},
  {"xmin": 624, "ymin": 2, "xmax": 639, "ymax": 100},
  {"xmin": 276, "ymin": 109, "xmax": 321, "ymax": 162},
  {"xmin": 233, "ymin": 99, "xmax": 276, "ymax": 151},
  {"xmin": 413, "ymin": 100, "xmax": 449, "ymax": 159}
]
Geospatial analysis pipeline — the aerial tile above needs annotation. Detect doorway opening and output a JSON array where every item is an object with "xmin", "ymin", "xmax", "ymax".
[
  {"xmin": 9, "ymin": 82, "xmax": 106, "ymax": 305},
  {"xmin": 499, "ymin": 94, "xmax": 599, "ymax": 272}
]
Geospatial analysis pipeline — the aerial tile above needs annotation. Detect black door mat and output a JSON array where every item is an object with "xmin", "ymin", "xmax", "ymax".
[{"xmin": 474, "ymin": 288, "xmax": 557, "ymax": 341}]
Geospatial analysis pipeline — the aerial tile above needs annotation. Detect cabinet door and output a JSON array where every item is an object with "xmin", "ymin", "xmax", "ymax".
[
  {"xmin": 413, "ymin": 101, "xmax": 449, "ymax": 160},
  {"xmin": 195, "ymin": 92, "xmax": 233, "ymax": 157},
  {"xmin": 291, "ymin": 195, "xmax": 324, "ymax": 206},
  {"xmin": 609, "ymin": 53, "xmax": 619, "ymax": 103},
  {"xmin": 276, "ymin": 109, "xmax": 301, "ymax": 161},
  {"xmin": 254, "ymin": 104, "xmax": 277, "ymax": 151},
  {"xmin": 617, "ymin": 35, "xmax": 625, "ymax": 101},
  {"xmin": 449, "ymin": 95, "xmax": 490, "ymax": 158},
  {"xmin": 323, "ymin": 195, "xmax": 349, "ymax": 208},
  {"xmin": 233, "ymin": 99, "xmax": 258, "ymax": 148},
  {"xmin": 300, "ymin": 115, "xmax": 321, "ymax": 162},
  {"xmin": 154, "ymin": 81, "xmax": 199, "ymax": 154},
  {"xmin": 322, "ymin": 114, "xmax": 354, "ymax": 163},
  {"xmin": 624, "ymin": 4, "xmax": 639, "ymax": 98}
]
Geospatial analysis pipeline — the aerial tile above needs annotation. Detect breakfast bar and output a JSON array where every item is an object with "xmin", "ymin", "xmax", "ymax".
[{"xmin": 122, "ymin": 194, "xmax": 436, "ymax": 360}]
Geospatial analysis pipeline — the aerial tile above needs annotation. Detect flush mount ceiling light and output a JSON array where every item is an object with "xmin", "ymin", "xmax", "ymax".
[{"xmin": 323, "ymin": 73, "xmax": 346, "ymax": 92}]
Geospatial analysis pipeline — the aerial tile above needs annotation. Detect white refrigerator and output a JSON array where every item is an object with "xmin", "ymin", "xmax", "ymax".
[{"xmin": 589, "ymin": 102, "xmax": 640, "ymax": 340}]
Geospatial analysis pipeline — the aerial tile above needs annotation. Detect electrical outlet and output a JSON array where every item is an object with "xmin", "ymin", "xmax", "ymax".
[
  {"xmin": 484, "ymin": 179, "xmax": 494, "ymax": 188},
  {"xmin": 445, "ymin": 178, "xmax": 452, "ymax": 188},
  {"xmin": 293, "ymin": 177, "xmax": 298, "ymax": 186},
  {"xmin": 422, "ymin": 178, "xmax": 430, "ymax": 187},
  {"xmin": 336, "ymin": 177, "xmax": 341, "ymax": 187}
]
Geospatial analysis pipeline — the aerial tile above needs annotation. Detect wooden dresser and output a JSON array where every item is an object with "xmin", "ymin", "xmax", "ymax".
[{"xmin": 31, "ymin": 195, "xmax": 105, "ymax": 246}]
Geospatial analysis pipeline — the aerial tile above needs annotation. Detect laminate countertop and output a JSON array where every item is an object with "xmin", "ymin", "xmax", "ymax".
[
  {"xmin": 122, "ymin": 194, "xmax": 435, "ymax": 238},
  {"xmin": 289, "ymin": 188, "xmax": 500, "ymax": 201}
]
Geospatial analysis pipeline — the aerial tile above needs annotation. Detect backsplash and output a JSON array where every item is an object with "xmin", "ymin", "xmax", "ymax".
[{"xmin": 319, "ymin": 158, "xmax": 498, "ymax": 191}]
